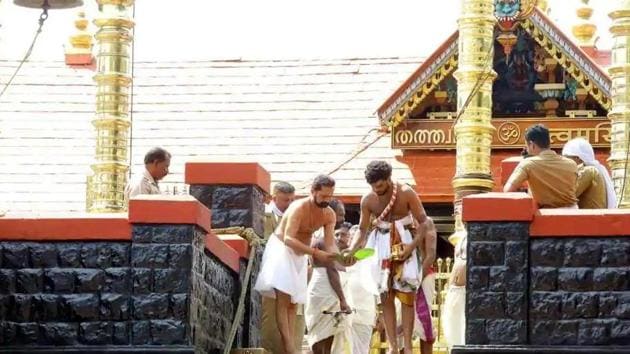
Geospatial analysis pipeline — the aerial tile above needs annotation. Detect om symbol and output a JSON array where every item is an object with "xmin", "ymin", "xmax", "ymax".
[{"xmin": 498, "ymin": 122, "xmax": 521, "ymax": 145}]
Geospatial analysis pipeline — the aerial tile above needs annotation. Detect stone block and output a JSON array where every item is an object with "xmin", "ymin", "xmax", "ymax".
[
  {"xmin": 133, "ymin": 294, "xmax": 169, "ymax": 320},
  {"xmin": 43, "ymin": 269, "xmax": 75, "ymax": 293},
  {"xmin": 150, "ymin": 319, "xmax": 187, "ymax": 345},
  {"xmin": 486, "ymin": 319, "xmax": 526, "ymax": 344},
  {"xmin": 505, "ymin": 292, "xmax": 526, "ymax": 320},
  {"xmin": 30, "ymin": 244, "xmax": 58, "ymax": 268},
  {"xmin": 16, "ymin": 269, "xmax": 43, "ymax": 293},
  {"xmin": 610, "ymin": 320, "xmax": 630, "ymax": 345},
  {"xmin": 468, "ymin": 292, "xmax": 505, "ymax": 319},
  {"xmin": 561, "ymin": 292, "xmax": 598, "ymax": 319},
  {"xmin": 169, "ymin": 244, "xmax": 193, "ymax": 269},
  {"xmin": 593, "ymin": 268, "xmax": 628, "ymax": 291},
  {"xmin": 132, "ymin": 225, "xmax": 154, "ymax": 243},
  {"xmin": 81, "ymin": 243, "xmax": 112, "ymax": 268},
  {"xmin": 39, "ymin": 322, "xmax": 78, "ymax": 345},
  {"xmin": 154, "ymin": 269, "xmax": 189, "ymax": 293},
  {"xmin": 469, "ymin": 242, "xmax": 504, "ymax": 266},
  {"xmin": 467, "ymin": 223, "xmax": 489, "ymax": 241},
  {"xmin": 505, "ymin": 241, "xmax": 527, "ymax": 271},
  {"xmin": 530, "ymin": 267, "xmax": 557, "ymax": 291},
  {"xmin": 489, "ymin": 266, "xmax": 525, "ymax": 292},
  {"xmin": 171, "ymin": 293, "xmax": 188, "ymax": 320},
  {"xmin": 600, "ymin": 239, "xmax": 630, "ymax": 267},
  {"xmin": 12, "ymin": 294, "xmax": 36, "ymax": 321},
  {"xmin": 79, "ymin": 322, "xmax": 113, "ymax": 345},
  {"xmin": 615, "ymin": 294, "xmax": 630, "ymax": 319},
  {"xmin": 466, "ymin": 319, "xmax": 487, "ymax": 345},
  {"xmin": 212, "ymin": 186, "xmax": 252, "ymax": 210},
  {"xmin": 132, "ymin": 268, "xmax": 153, "ymax": 294},
  {"xmin": 104, "ymin": 267, "xmax": 131, "ymax": 294},
  {"xmin": 110, "ymin": 243, "xmax": 130, "ymax": 267},
  {"xmin": 132, "ymin": 320, "xmax": 151, "ymax": 345},
  {"xmin": 530, "ymin": 320, "xmax": 578, "ymax": 345},
  {"xmin": 15, "ymin": 322, "xmax": 39, "ymax": 344},
  {"xmin": 578, "ymin": 320, "xmax": 613, "ymax": 345},
  {"xmin": 190, "ymin": 185, "xmax": 213, "ymax": 209},
  {"xmin": 131, "ymin": 244, "xmax": 169, "ymax": 268},
  {"xmin": 0, "ymin": 269, "xmax": 16, "ymax": 294},
  {"xmin": 563, "ymin": 239, "xmax": 602, "ymax": 267},
  {"xmin": 530, "ymin": 239, "xmax": 564, "ymax": 267},
  {"xmin": 1, "ymin": 321, "xmax": 17, "ymax": 345},
  {"xmin": 39, "ymin": 294, "xmax": 61, "ymax": 321},
  {"xmin": 599, "ymin": 292, "xmax": 618, "ymax": 317},
  {"xmin": 468, "ymin": 266, "xmax": 490, "ymax": 292},
  {"xmin": 63, "ymin": 294, "xmax": 99, "ymax": 321},
  {"xmin": 113, "ymin": 322, "xmax": 130, "ymax": 345},
  {"xmin": 75, "ymin": 269, "xmax": 105, "ymax": 292},
  {"xmin": 100, "ymin": 293, "xmax": 130, "ymax": 320},
  {"xmin": 486, "ymin": 223, "xmax": 529, "ymax": 241},
  {"xmin": 530, "ymin": 292, "xmax": 562, "ymax": 320},
  {"xmin": 205, "ymin": 255, "xmax": 237, "ymax": 297},
  {"xmin": 153, "ymin": 225, "xmax": 194, "ymax": 244},
  {"xmin": 57, "ymin": 243, "xmax": 82, "ymax": 267},
  {"xmin": 557, "ymin": 268, "xmax": 593, "ymax": 292},
  {"xmin": 2, "ymin": 243, "xmax": 29, "ymax": 268}
]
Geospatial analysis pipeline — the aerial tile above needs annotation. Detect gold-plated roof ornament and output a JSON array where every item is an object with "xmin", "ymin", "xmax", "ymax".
[
  {"xmin": 494, "ymin": 0, "xmax": 539, "ymax": 61},
  {"xmin": 14, "ymin": 0, "xmax": 83, "ymax": 9}
]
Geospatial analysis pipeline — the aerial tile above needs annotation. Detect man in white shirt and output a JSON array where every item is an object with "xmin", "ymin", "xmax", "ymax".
[{"xmin": 124, "ymin": 147, "xmax": 171, "ymax": 202}]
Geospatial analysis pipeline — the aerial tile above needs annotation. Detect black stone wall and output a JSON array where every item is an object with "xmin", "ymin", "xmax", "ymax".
[
  {"xmin": 190, "ymin": 184, "xmax": 265, "ymax": 237},
  {"xmin": 466, "ymin": 222, "xmax": 529, "ymax": 345},
  {"xmin": 530, "ymin": 238, "xmax": 630, "ymax": 345},
  {"xmin": 465, "ymin": 221, "xmax": 630, "ymax": 351}
]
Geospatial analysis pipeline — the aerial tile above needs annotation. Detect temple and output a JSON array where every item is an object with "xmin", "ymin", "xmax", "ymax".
[{"xmin": 0, "ymin": 0, "xmax": 629, "ymax": 353}]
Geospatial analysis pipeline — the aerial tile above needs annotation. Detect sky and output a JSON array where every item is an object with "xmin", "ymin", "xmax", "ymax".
[{"xmin": 0, "ymin": 0, "xmax": 621, "ymax": 60}]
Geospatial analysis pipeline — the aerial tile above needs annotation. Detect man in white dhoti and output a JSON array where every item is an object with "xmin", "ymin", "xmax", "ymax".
[
  {"xmin": 441, "ymin": 235, "xmax": 467, "ymax": 348},
  {"xmin": 346, "ymin": 225, "xmax": 377, "ymax": 354},
  {"xmin": 254, "ymin": 175, "xmax": 344, "ymax": 354},
  {"xmin": 345, "ymin": 161, "xmax": 430, "ymax": 354},
  {"xmin": 306, "ymin": 225, "xmax": 352, "ymax": 354}
]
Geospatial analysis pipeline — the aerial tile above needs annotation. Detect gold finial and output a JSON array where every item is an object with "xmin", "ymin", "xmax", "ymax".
[
  {"xmin": 572, "ymin": 0, "xmax": 598, "ymax": 47},
  {"xmin": 537, "ymin": 0, "xmax": 549, "ymax": 14},
  {"xmin": 66, "ymin": 10, "xmax": 93, "ymax": 55}
]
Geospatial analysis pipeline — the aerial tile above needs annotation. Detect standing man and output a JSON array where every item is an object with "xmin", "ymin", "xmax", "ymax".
[
  {"xmin": 503, "ymin": 124, "xmax": 578, "ymax": 208},
  {"xmin": 124, "ymin": 147, "xmax": 171, "ymax": 202},
  {"xmin": 255, "ymin": 175, "xmax": 342, "ymax": 354},
  {"xmin": 346, "ymin": 160, "xmax": 430, "ymax": 354},
  {"xmin": 261, "ymin": 181, "xmax": 303, "ymax": 354}
]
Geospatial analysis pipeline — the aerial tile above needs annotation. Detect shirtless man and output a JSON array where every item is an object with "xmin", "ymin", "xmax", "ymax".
[
  {"xmin": 346, "ymin": 160, "xmax": 429, "ymax": 354},
  {"xmin": 254, "ymin": 174, "xmax": 340, "ymax": 354}
]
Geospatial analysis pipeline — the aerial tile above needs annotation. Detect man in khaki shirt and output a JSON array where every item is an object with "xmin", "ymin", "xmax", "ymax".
[
  {"xmin": 124, "ymin": 147, "xmax": 171, "ymax": 202},
  {"xmin": 263, "ymin": 181, "xmax": 295, "ymax": 239},
  {"xmin": 504, "ymin": 124, "xmax": 578, "ymax": 208}
]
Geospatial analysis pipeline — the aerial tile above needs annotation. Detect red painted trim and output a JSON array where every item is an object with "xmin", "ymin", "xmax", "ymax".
[
  {"xmin": 128, "ymin": 195, "xmax": 211, "ymax": 233},
  {"xmin": 462, "ymin": 192, "xmax": 535, "ymax": 221},
  {"xmin": 377, "ymin": 31, "xmax": 459, "ymax": 118},
  {"xmin": 530, "ymin": 209, "xmax": 630, "ymax": 237},
  {"xmin": 65, "ymin": 53, "xmax": 94, "ymax": 66},
  {"xmin": 206, "ymin": 231, "xmax": 240, "ymax": 272},
  {"xmin": 0, "ymin": 213, "xmax": 130, "ymax": 240},
  {"xmin": 218, "ymin": 234, "xmax": 250, "ymax": 259},
  {"xmin": 185, "ymin": 162, "xmax": 271, "ymax": 194}
]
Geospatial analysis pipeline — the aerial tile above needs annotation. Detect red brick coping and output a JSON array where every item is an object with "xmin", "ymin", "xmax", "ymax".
[{"xmin": 184, "ymin": 161, "xmax": 271, "ymax": 194}]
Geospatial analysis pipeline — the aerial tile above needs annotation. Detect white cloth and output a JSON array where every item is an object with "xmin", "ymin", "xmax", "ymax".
[
  {"xmin": 266, "ymin": 201, "xmax": 285, "ymax": 217},
  {"xmin": 346, "ymin": 263, "xmax": 377, "ymax": 327},
  {"xmin": 413, "ymin": 273, "xmax": 436, "ymax": 342},
  {"xmin": 562, "ymin": 138, "xmax": 617, "ymax": 208},
  {"xmin": 350, "ymin": 324, "xmax": 373, "ymax": 354},
  {"xmin": 305, "ymin": 268, "xmax": 351, "ymax": 352},
  {"xmin": 361, "ymin": 214, "xmax": 421, "ymax": 295},
  {"xmin": 442, "ymin": 285, "xmax": 466, "ymax": 347},
  {"xmin": 254, "ymin": 233, "xmax": 308, "ymax": 304}
]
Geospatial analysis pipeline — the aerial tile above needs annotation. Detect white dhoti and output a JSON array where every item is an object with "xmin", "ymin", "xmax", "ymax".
[
  {"xmin": 346, "ymin": 264, "xmax": 377, "ymax": 354},
  {"xmin": 413, "ymin": 272, "xmax": 436, "ymax": 343},
  {"xmin": 361, "ymin": 215, "xmax": 421, "ymax": 297},
  {"xmin": 442, "ymin": 284, "xmax": 466, "ymax": 347},
  {"xmin": 305, "ymin": 267, "xmax": 351, "ymax": 353},
  {"xmin": 254, "ymin": 233, "xmax": 308, "ymax": 304}
]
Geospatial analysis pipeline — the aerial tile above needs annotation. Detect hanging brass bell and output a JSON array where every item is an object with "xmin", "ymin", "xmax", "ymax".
[{"xmin": 13, "ymin": 0, "xmax": 83, "ymax": 9}]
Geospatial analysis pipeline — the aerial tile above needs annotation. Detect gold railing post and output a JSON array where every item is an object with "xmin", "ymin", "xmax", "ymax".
[
  {"xmin": 86, "ymin": 0, "xmax": 134, "ymax": 212},
  {"xmin": 608, "ymin": 0, "xmax": 630, "ymax": 208},
  {"xmin": 451, "ymin": 0, "xmax": 497, "ymax": 244}
]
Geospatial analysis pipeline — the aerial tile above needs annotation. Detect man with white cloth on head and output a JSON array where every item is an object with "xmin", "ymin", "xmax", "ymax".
[
  {"xmin": 255, "ymin": 175, "xmax": 349, "ymax": 354},
  {"xmin": 562, "ymin": 138, "xmax": 617, "ymax": 209}
]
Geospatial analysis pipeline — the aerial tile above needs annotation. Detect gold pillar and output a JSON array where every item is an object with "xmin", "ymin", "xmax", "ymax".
[
  {"xmin": 608, "ymin": 0, "xmax": 630, "ymax": 209},
  {"xmin": 451, "ymin": 0, "xmax": 497, "ymax": 244},
  {"xmin": 87, "ymin": 0, "xmax": 134, "ymax": 212}
]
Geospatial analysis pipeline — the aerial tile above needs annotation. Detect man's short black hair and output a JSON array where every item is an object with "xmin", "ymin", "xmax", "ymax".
[
  {"xmin": 144, "ymin": 147, "xmax": 171, "ymax": 164},
  {"xmin": 328, "ymin": 198, "xmax": 344, "ymax": 213},
  {"xmin": 365, "ymin": 160, "xmax": 392, "ymax": 184},
  {"xmin": 273, "ymin": 181, "xmax": 295, "ymax": 194},
  {"xmin": 525, "ymin": 124, "xmax": 550, "ymax": 149},
  {"xmin": 312, "ymin": 174, "xmax": 335, "ymax": 191}
]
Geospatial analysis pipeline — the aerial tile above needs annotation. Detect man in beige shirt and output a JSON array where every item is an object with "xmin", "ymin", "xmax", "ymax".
[
  {"xmin": 504, "ymin": 124, "xmax": 578, "ymax": 208},
  {"xmin": 124, "ymin": 147, "xmax": 171, "ymax": 202},
  {"xmin": 263, "ymin": 181, "xmax": 295, "ymax": 239}
]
